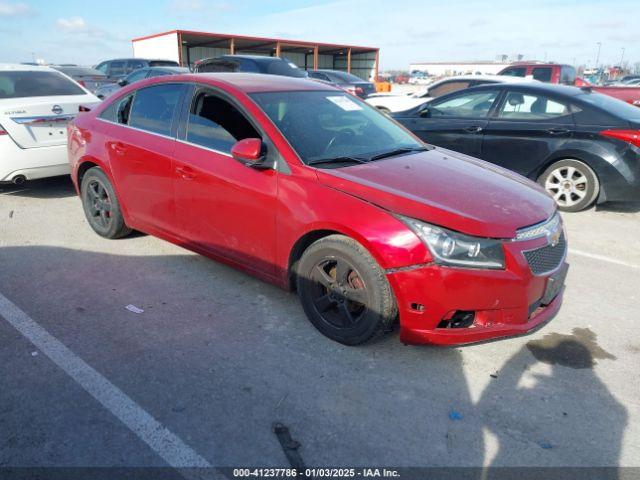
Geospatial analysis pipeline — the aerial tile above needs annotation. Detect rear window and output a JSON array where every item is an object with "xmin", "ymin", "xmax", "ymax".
[
  {"xmin": 576, "ymin": 92, "xmax": 640, "ymax": 123},
  {"xmin": 326, "ymin": 71, "xmax": 363, "ymax": 83},
  {"xmin": 264, "ymin": 59, "xmax": 307, "ymax": 78},
  {"xmin": 148, "ymin": 60, "xmax": 180, "ymax": 67},
  {"xmin": 0, "ymin": 71, "xmax": 85, "ymax": 99},
  {"xmin": 55, "ymin": 67, "xmax": 105, "ymax": 77}
]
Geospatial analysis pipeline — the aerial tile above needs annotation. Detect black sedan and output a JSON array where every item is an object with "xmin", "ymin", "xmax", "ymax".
[
  {"xmin": 94, "ymin": 66, "xmax": 189, "ymax": 99},
  {"xmin": 307, "ymin": 69, "xmax": 376, "ymax": 98},
  {"xmin": 393, "ymin": 82, "xmax": 640, "ymax": 211}
]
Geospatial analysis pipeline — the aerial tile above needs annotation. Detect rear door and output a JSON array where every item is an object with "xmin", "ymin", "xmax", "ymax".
[
  {"xmin": 102, "ymin": 83, "xmax": 188, "ymax": 232},
  {"xmin": 0, "ymin": 69, "xmax": 95, "ymax": 149},
  {"xmin": 481, "ymin": 89, "xmax": 575, "ymax": 176},
  {"xmin": 403, "ymin": 88, "xmax": 500, "ymax": 156}
]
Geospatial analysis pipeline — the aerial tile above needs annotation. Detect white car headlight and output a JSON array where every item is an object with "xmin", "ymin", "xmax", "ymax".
[{"xmin": 397, "ymin": 215, "xmax": 505, "ymax": 269}]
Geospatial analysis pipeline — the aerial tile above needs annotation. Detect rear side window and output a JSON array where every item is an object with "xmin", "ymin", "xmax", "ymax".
[
  {"xmin": 128, "ymin": 84, "xmax": 184, "ymax": 136},
  {"xmin": 109, "ymin": 61, "xmax": 126, "ymax": 77},
  {"xmin": 186, "ymin": 90, "xmax": 260, "ymax": 153},
  {"xmin": 127, "ymin": 60, "xmax": 145, "ymax": 73},
  {"xmin": 532, "ymin": 67, "xmax": 553, "ymax": 82},
  {"xmin": 198, "ymin": 60, "xmax": 237, "ymax": 73},
  {"xmin": 0, "ymin": 71, "xmax": 85, "ymax": 98},
  {"xmin": 499, "ymin": 91, "xmax": 572, "ymax": 122},
  {"xmin": 148, "ymin": 60, "xmax": 180, "ymax": 67},
  {"xmin": 308, "ymin": 72, "xmax": 331, "ymax": 82},
  {"xmin": 100, "ymin": 93, "xmax": 134, "ymax": 124},
  {"xmin": 501, "ymin": 67, "xmax": 526, "ymax": 77}
]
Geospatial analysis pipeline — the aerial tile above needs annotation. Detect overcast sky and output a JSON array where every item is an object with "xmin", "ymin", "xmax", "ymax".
[{"xmin": 0, "ymin": 0, "xmax": 638, "ymax": 70}]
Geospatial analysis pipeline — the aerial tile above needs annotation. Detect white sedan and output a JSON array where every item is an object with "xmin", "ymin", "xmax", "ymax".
[
  {"xmin": 0, "ymin": 64, "xmax": 99, "ymax": 184},
  {"xmin": 366, "ymin": 75, "xmax": 536, "ymax": 113}
]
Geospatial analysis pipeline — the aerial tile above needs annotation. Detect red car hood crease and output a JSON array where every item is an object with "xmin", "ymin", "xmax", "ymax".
[{"xmin": 316, "ymin": 149, "xmax": 556, "ymax": 239}]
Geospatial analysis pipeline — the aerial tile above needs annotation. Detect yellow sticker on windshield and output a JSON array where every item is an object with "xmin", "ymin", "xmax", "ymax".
[{"xmin": 327, "ymin": 96, "xmax": 362, "ymax": 111}]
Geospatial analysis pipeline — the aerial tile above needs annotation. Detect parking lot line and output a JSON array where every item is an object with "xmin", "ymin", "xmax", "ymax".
[
  {"xmin": 569, "ymin": 248, "xmax": 640, "ymax": 270},
  {"xmin": 0, "ymin": 291, "xmax": 214, "ymax": 475}
]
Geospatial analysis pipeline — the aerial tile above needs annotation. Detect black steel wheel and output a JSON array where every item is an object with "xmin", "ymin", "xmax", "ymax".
[
  {"xmin": 80, "ymin": 167, "xmax": 132, "ymax": 239},
  {"xmin": 296, "ymin": 235, "xmax": 397, "ymax": 345}
]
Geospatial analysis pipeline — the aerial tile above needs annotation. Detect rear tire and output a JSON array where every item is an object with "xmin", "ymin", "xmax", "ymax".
[
  {"xmin": 80, "ymin": 167, "xmax": 132, "ymax": 239},
  {"xmin": 296, "ymin": 235, "xmax": 397, "ymax": 346},
  {"xmin": 538, "ymin": 159, "xmax": 599, "ymax": 212}
]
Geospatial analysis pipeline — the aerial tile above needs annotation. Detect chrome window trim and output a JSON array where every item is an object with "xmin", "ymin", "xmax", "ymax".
[{"xmin": 96, "ymin": 117, "xmax": 176, "ymax": 142}]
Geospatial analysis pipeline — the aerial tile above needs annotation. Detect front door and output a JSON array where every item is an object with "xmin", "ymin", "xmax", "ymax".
[
  {"xmin": 481, "ymin": 89, "xmax": 575, "ymax": 177},
  {"xmin": 173, "ymin": 87, "xmax": 278, "ymax": 276},
  {"xmin": 402, "ymin": 89, "xmax": 500, "ymax": 156}
]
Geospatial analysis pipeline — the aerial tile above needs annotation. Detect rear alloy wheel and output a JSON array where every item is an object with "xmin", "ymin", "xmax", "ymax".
[
  {"xmin": 296, "ymin": 235, "xmax": 397, "ymax": 345},
  {"xmin": 80, "ymin": 167, "xmax": 132, "ymax": 239},
  {"xmin": 538, "ymin": 159, "xmax": 599, "ymax": 212}
]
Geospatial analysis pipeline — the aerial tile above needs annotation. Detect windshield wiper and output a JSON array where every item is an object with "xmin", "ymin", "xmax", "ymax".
[
  {"xmin": 367, "ymin": 146, "xmax": 429, "ymax": 161},
  {"xmin": 307, "ymin": 156, "xmax": 370, "ymax": 166}
]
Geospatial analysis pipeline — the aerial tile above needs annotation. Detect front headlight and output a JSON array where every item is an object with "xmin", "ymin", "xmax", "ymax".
[{"xmin": 397, "ymin": 215, "xmax": 505, "ymax": 269}]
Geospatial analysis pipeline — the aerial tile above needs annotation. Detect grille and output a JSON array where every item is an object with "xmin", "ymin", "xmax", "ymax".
[{"xmin": 523, "ymin": 232, "xmax": 567, "ymax": 275}]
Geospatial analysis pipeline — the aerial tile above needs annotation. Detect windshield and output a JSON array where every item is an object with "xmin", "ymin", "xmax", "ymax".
[
  {"xmin": 250, "ymin": 90, "xmax": 423, "ymax": 164},
  {"xmin": 0, "ymin": 70, "xmax": 85, "ymax": 99},
  {"xmin": 578, "ymin": 92, "xmax": 640, "ymax": 122}
]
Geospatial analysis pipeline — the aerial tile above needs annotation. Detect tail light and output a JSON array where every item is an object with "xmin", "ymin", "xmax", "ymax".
[
  {"xmin": 78, "ymin": 80, "xmax": 86, "ymax": 87},
  {"xmin": 79, "ymin": 105, "xmax": 92, "ymax": 112},
  {"xmin": 355, "ymin": 86, "xmax": 364, "ymax": 96},
  {"xmin": 600, "ymin": 129, "xmax": 640, "ymax": 148},
  {"xmin": 0, "ymin": 123, "xmax": 7, "ymax": 136}
]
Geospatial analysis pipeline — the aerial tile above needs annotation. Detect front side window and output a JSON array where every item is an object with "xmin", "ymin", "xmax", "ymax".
[
  {"xmin": 560, "ymin": 67, "xmax": 576, "ymax": 85},
  {"xmin": 186, "ymin": 90, "xmax": 260, "ymax": 153},
  {"xmin": 501, "ymin": 67, "xmax": 526, "ymax": 77},
  {"xmin": 428, "ymin": 81, "xmax": 472, "ymax": 98},
  {"xmin": 428, "ymin": 90, "xmax": 499, "ymax": 118},
  {"xmin": 0, "ymin": 71, "xmax": 85, "ymax": 99},
  {"xmin": 128, "ymin": 84, "xmax": 184, "ymax": 136},
  {"xmin": 532, "ymin": 67, "xmax": 552, "ymax": 82},
  {"xmin": 499, "ymin": 92, "xmax": 571, "ymax": 121},
  {"xmin": 95, "ymin": 62, "xmax": 107, "ymax": 74},
  {"xmin": 250, "ymin": 90, "xmax": 422, "ymax": 163}
]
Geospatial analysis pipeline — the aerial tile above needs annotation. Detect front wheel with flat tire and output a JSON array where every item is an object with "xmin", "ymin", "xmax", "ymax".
[
  {"xmin": 296, "ymin": 235, "xmax": 397, "ymax": 346},
  {"xmin": 538, "ymin": 159, "xmax": 599, "ymax": 212},
  {"xmin": 80, "ymin": 167, "xmax": 132, "ymax": 239}
]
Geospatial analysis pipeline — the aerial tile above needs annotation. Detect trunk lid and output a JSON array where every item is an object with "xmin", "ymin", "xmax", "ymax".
[{"xmin": 0, "ymin": 95, "xmax": 96, "ymax": 148}]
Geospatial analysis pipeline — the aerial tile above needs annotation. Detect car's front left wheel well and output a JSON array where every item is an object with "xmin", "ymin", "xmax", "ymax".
[{"xmin": 288, "ymin": 229, "xmax": 342, "ymax": 291}]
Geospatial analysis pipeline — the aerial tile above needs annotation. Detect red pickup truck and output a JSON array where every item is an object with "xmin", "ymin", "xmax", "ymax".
[{"xmin": 498, "ymin": 63, "xmax": 640, "ymax": 106}]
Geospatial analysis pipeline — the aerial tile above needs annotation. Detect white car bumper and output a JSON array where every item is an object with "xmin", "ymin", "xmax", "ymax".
[{"xmin": 0, "ymin": 135, "xmax": 70, "ymax": 182}]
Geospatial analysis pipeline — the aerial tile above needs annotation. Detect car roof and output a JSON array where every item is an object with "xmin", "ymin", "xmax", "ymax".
[
  {"xmin": 128, "ymin": 72, "xmax": 337, "ymax": 94},
  {"xmin": 433, "ymin": 74, "xmax": 537, "ymax": 84},
  {"xmin": 0, "ymin": 63, "xmax": 57, "ymax": 72},
  {"xmin": 146, "ymin": 66, "xmax": 189, "ymax": 71},
  {"xmin": 465, "ymin": 81, "xmax": 586, "ymax": 97},
  {"xmin": 219, "ymin": 55, "xmax": 286, "ymax": 62}
]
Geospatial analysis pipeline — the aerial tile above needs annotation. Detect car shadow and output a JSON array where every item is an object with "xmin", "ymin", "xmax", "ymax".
[
  {"xmin": 0, "ymin": 175, "xmax": 76, "ymax": 199},
  {"xmin": 0, "ymin": 244, "xmax": 627, "ymax": 472},
  {"xmin": 595, "ymin": 201, "xmax": 640, "ymax": 214}
]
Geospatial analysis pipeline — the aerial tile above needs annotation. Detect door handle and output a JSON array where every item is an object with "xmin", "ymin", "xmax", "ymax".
[
  {"xmin": 175, "ymin": 165, "xmax": 196, "ymax": 180},
  {"xmin": 547, "ymin": 128, "xmax": 570, "ymax": 135},
  {"xmin": 464, "ymin": 126, "xmax": 483, "ymax": 133}
]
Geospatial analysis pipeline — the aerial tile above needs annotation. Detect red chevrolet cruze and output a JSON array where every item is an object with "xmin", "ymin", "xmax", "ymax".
[{"xmin": 68, "ymin": 73, "xmax": 568, "ymax": 346}]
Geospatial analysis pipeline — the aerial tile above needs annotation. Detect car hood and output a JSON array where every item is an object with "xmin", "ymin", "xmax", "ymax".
[{"xmin": 315, "ymin": 148, "xmax": 556, "ymax": 238}]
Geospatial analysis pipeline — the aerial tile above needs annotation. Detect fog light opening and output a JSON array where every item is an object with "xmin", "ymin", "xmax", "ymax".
[
  {"xmin": 437, "ymin": 310, "xmax": 475, "ymax": 329},
  {"xmin": 410, "ymin": 302, "xmax": 425, "ymax": 312}
]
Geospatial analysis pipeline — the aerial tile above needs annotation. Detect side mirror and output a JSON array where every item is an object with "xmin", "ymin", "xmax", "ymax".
[
  {"xmin": 418, "ymin": 105, "xmax": 431, "ymax": 117},
  {"xmin": 117, "ymin": 78, "xmax": 127, "ymax": 86},
  {"xmin": 231, "ymin": 138, "xmax": 265, "ymax": 166}
]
